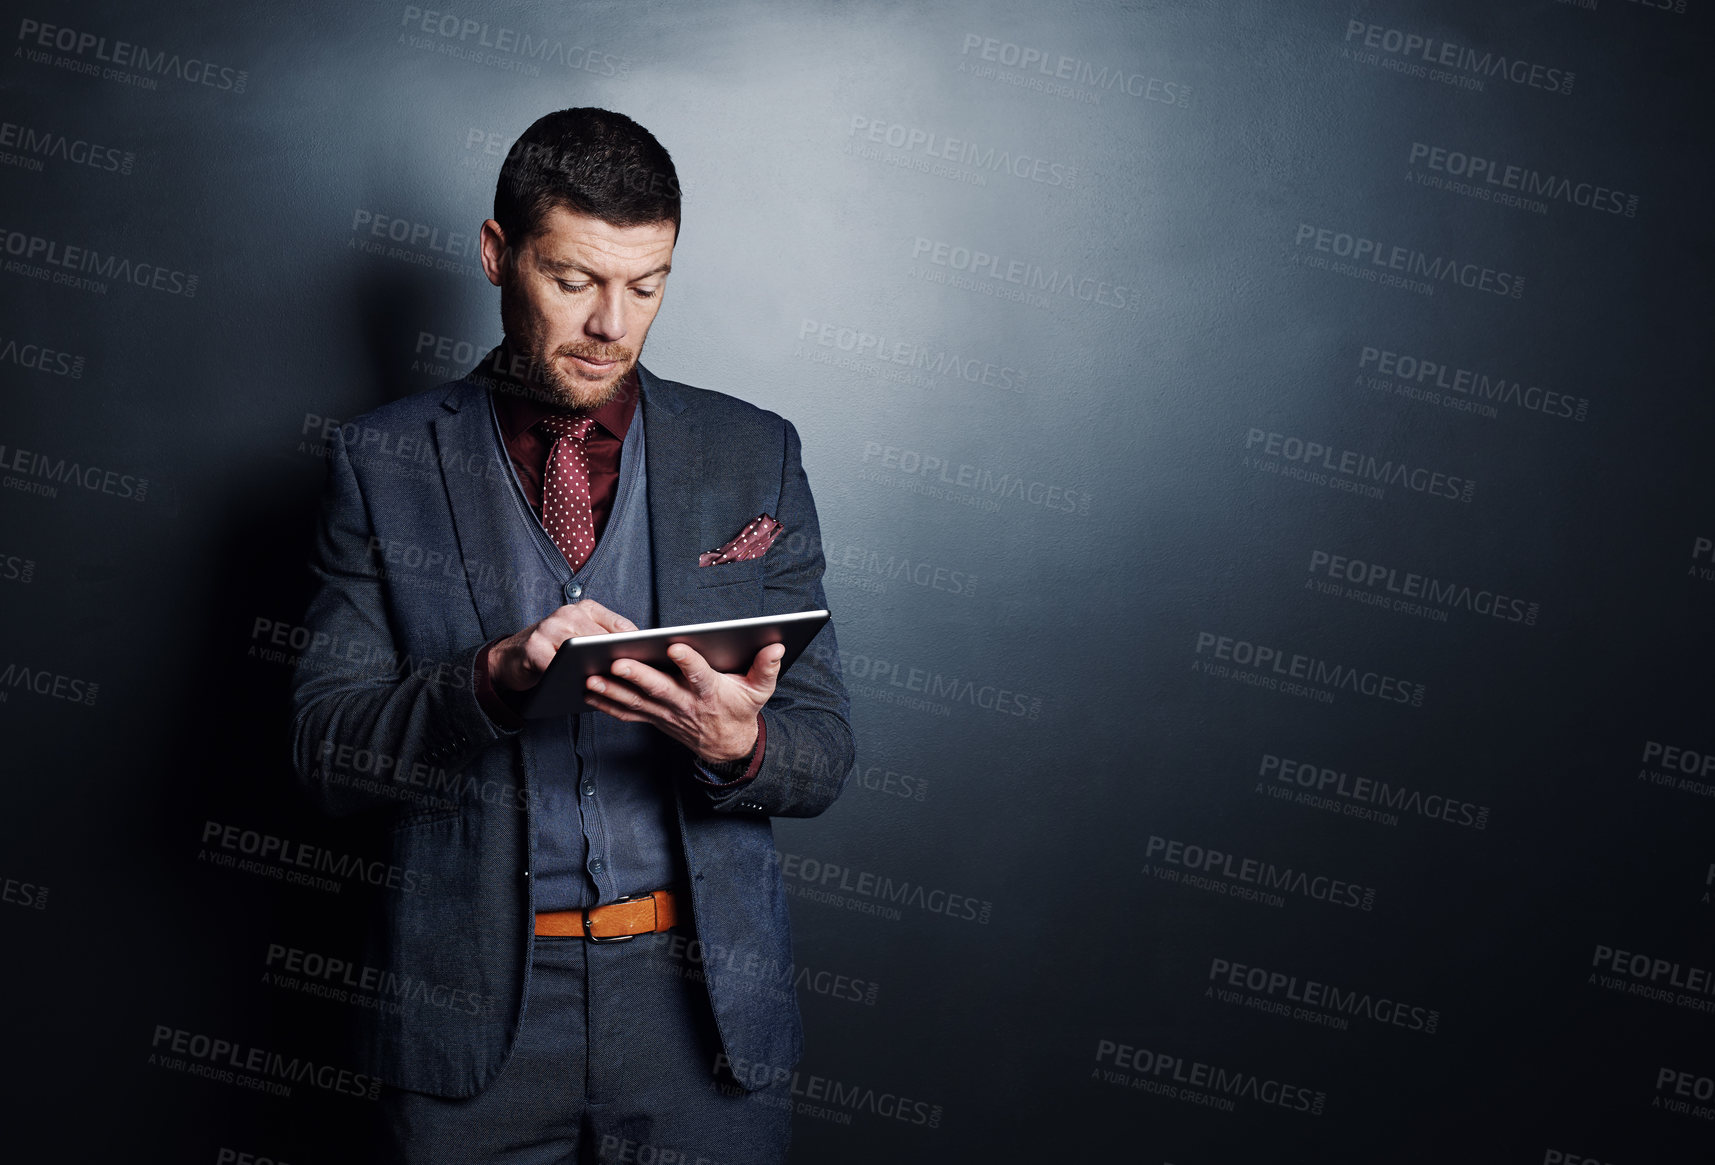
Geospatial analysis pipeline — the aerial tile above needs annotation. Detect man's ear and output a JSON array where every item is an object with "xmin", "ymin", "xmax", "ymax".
[{"xmin": 479, "ymin": 219, "xmax": 511, "ymax": 287}]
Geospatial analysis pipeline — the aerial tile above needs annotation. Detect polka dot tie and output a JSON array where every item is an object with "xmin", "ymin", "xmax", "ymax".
[{"xmin": 536, "ymin": 414, "xmax": 600, "ymax": 572}]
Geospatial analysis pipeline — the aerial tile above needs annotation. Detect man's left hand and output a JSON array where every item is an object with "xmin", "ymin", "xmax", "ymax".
[{"xmin": 583, "ymin": 643, "xmax": 786, "ymax": 764}]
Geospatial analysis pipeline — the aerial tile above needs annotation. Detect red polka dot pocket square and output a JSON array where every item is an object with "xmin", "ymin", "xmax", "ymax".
[{"xmin": 699, "ymin": 513, "xmax": 782, "ymax": 567}]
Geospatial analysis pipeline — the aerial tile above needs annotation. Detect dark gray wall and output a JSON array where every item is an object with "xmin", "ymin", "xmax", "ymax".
[{"xmin": 3, "ymin": 0, "xmax": 1712, "ymax": 1160}]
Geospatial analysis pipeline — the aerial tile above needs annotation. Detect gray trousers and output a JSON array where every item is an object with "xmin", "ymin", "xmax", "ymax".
[{"xmin": 380, "ymin": 930, "xmax": 793, "ymax": 1164}]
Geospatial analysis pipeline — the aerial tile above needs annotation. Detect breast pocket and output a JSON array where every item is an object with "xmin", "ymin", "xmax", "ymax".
[
  {"xmin": 693, "ymin": 558, "xmax": 766, "ymax": 620},
  {"xmin": 695, "ymin": 557, "xmax": 768, "ymax": 588}
]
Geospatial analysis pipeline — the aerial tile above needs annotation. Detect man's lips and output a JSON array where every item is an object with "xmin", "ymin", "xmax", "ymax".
[{"xmin": 565, "ymin": 352, "xmax": 620, "ymax": 370}]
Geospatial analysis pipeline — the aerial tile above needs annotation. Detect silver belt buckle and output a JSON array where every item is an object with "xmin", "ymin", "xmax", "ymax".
[{"xmin": 584, "ymin": 892, "xmax": 651, "ymax": 943}]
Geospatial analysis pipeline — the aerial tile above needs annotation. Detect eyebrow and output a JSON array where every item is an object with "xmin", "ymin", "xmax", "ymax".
[{"xmin": 539, "ymin": 258, "xmax": 672, "ymax": 280}]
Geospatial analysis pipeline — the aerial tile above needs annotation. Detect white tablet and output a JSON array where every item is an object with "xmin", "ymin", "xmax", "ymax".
[{"xmin": 516, "ymin": 609, "xmax": 831, "ymax": 719}]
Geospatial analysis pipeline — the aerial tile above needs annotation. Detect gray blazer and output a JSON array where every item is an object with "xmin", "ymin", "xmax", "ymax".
[{"xmin": 288, "ymin": 363, "xmax": 854, "ymax": 1097}]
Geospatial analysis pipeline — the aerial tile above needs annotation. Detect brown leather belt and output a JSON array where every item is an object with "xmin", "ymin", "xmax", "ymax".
[{"xmin": 534, "ymin": 890, "xmax": 679, "ymax": 942}]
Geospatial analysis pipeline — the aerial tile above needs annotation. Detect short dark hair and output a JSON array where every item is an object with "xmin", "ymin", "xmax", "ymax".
[{"xmin": 493, "ymin": 107, "xmax": 680, "ymax": 245}]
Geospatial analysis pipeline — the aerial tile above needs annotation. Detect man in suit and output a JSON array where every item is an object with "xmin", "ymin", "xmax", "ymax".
[{"xmin": 289, "ymin": 107, "xmax": 854, "ymax": 1163}]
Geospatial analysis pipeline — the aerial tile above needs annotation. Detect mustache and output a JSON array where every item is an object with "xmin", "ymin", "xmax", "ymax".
[{"xmin": 556, "ymin": 341, "xmax": 633, "ymax": 364}]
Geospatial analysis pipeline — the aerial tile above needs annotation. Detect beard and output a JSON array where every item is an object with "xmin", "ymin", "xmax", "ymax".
[
  {"xmin": 522, "ymin": 336, "xmax": 637, "ymax": 411},
  {"xmin": 498, "ymin": 283, "xmax": 639, "ymax": 411}
]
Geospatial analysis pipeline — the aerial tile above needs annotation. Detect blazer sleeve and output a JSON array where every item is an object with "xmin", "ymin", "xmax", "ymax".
[
  {"xmin": 287, "ymin": 431, "xmax": 517, "ymax": 819},
  {"xmin": 699, "ymin": 416, "xmax": 856, "ymax": 819}
]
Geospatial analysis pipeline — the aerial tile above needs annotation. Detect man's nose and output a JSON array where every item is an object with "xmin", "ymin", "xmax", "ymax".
[{"xmin": 584, "ymin": 288, "xmax": 627, "ymax": 342}]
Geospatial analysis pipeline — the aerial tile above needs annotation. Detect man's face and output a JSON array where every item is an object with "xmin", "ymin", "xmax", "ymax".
[{"xmin": 480, "ymin": 205, "xmax": 676, "ymax": 410}]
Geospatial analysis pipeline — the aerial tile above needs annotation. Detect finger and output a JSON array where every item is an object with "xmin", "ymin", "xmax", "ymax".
[
  {"xmin": 664, "ymin": 642, "xmax": 715, "ymax": 693},
  {"xmin": 544, "ymin": 616, "xmax": 634, "ymax": 649},
  {"xmin": 577, "ymin": 598, "xmax": 638, "ymax": 635},
  {"xmin": 586, "ymin": 674, "xmax": 665, "ymax": 717},
  {"xmin": 582, "ymin": 686, "xmax": 646, "ymax": 723},
  {"xmin": 583, "ymin": 686, "xmax": 695, "ymax": 752},
  {"xmin": 607, "ymin": 658, "xmax": 683, "ymax": 703},
  {"xmin": 537, "ymin": 615, "xmax": 588, "ymax": 651},
  {"xmin": 745, "ymin": 643, "xmax": 787, "ymax": 689},
  {"xmin": 522, "ymin": 630, "xmax": 563, "ymax": 679}
]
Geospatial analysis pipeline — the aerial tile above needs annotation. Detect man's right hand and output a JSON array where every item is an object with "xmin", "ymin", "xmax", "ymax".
[{"xmin": 488, "ymin": 599, "xmax": 637, "ymax": 694}]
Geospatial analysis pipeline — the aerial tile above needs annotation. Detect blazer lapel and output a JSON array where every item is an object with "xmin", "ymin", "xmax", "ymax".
[
  {"xmin": 432, "ymin": 378, "xmax": 543, "ymax": 642},
  {"xmin": 638, "ymin": 363, "xmax": 702, "ymax": 630}
]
